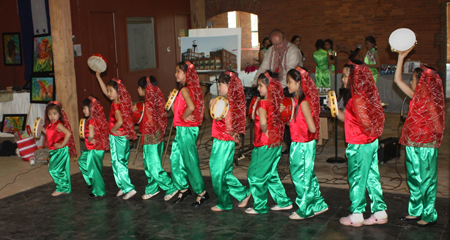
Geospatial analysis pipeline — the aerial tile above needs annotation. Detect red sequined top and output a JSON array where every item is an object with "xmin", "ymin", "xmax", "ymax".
[
  {"xmin": 84, "ymin": 119, "xmax": 94, "ymax": 150},
  {"xmin": 212, "ymin": 118, "xmax": 234, "ymax": 141},
  {"xmin": 46, "ymin": 120, "xmax": 65, "ymax": 150},
  {"xmin": 290, "ymin": 100, "xmax": 316, "ymax": 143},
  {"xmin": 253, "ymin": 100, "xmax": 269, "ymax": 148},
  {"xmin": 109, "ymin": 103, "xmax": 126, "ymax": 136},
  {"xmin": 345, "ymin": 98, "xmax": 377, "ymax": 144}
]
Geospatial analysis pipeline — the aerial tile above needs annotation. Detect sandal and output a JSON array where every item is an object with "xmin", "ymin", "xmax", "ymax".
[
  {"xmin": 340, "ymin": 215, "xmax": 364, "ymax": 227},
  {"xmin": 191, "ymin": 192, "xmax": 210, "ymax": 207}
]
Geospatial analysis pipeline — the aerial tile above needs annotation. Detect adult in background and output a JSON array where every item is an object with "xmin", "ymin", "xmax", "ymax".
[
  {"xmin": 258, "ymin": 38, "xmax": 271, "ymax": 65},
  {"xmin": 313, "ymin": 39, "xmax": 330, "ymax": 88},
  {"xmin": 291, "ymin": 35, "xmax": 305, "ymax": 66}
]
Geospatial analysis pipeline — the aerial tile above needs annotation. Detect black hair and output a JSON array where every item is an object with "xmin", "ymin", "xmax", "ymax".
[
  {"xmin": 412, "ymin": 67, "xmax": 423, "ymax": 82},
  {"xmin": 45, "ymin": 103, "xmax": 64, "ymax": 125},
  {"xmin": 365, "ymin": 36, "xmax": 377, "ymax": 50},
  {"xmin": 287, "ymin": 67, "xmax": 307, "ymax": 122},
  {"xmin": 177, "ymin": 61, "xmax": 188, "ymax": 73},
  {"xmin": 82, "ymin": 98, "xmax": 91, "ymax": 108},
  {"xmin": 324, "ymin": 39, "xmax": 333, "ymax": 49},
  {"xmin": 218, "ymin": 71, "xmax": 233, "ymax": 84},
  {"xmin": 315, "ymin": 39, "xmax": 325, "ymax": 50},
  {"xmin": 257, "ymin": 71, "xmax": 278, "ymax": 99},
  {"xmin": 138, "ymin": 76, "xmax": 158, "ymax": 89},
  {"xmin": 106, "ymin": 80, "xmax": 118, "ymax": 93},
  {"xmin": 290, "ymin": 35, "xmax": 301, "ymax": 43},
  {"xmin": 341, "ymin": 59, "xmax": 364, "ymax": 107},
  {"xmin": 261, "ymin": 37, "xmax": 271, "ymax": 50}
]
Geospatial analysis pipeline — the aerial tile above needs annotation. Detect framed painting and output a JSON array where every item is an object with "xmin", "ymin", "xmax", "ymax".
[
  {"xmin": 1, "ymin": 114, "xmax": 27, "ymax": 133},
  {"xmin": 30, "ymin": 75, "xmax": 55, "ymax": 103},
  {"xmin": 2, "ymin": 32, "xmax": 22, "ymax": 66},
  {"xmin": 33, "ymin": 34, "xmax": 53, "ymax": 73}
]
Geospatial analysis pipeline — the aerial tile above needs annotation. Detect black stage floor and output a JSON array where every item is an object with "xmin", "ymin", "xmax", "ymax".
[{"xmin": 1, "ymin": 167, "xmax": 449, "ymax": 240}]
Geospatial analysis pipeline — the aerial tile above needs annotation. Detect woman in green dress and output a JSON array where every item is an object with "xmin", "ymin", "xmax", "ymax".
[{"xmin": 313, "ymin": 39, "xmax": 330, "ymax": 88}]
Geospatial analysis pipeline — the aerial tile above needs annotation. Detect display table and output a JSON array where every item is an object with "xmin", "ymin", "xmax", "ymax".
[{"xmin": 0, "ymin": 92, "xmax": 46, "ymax": 146}]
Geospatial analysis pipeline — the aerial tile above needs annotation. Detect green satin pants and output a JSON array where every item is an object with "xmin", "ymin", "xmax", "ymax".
[
  {"xmin": 290, "ymin": 140, "xmax": 328, "ymax": 218},
  {"xmin": 210, "ymin": 139, "xmax": 250, "ymax": 210},
  {"xmin": 346, "ymin": 139, "xmax": 386, "ymax": 213},
  {"xmin": 143, "ymin": 142, "xmax": 177, "ymax": 195},
  {"xmin": 78, "ymin": 150, "xmax": 106, "ymax": 196},
  {"xmin": 49, "ymin": 146, "xmax": 71, "ymax": 193},
  {"xmin": 248, "ymin": 145, "xmax": 292, "ymax": 213},
  {"xmin": 109, "ymin": 135, "xmax": 135, "ymax": 194},
  {"xmin": 170, "ymin": 126, "xmax": 205, "ymax": 195},
  {"xmin": 405, "ymin": 146, "xmax": 439, "ymax": 223},
  {"xmin": 315, "ymin": 67, "xmax": 330, "ymax": 88}
]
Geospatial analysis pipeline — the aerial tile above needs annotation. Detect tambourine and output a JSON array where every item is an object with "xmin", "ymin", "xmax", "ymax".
[
  {"xmin": 165, "ymin": 89, "xmax": 179, "ymax": 111},
  {"xmin": 281, "ymin": 97, "xmax": 295, "ymax": 123},
  {"xmin": 328, "ymin": 90, "xmax": 338, "ymax": 117},
  {"xmin": 132, "ymin": 102, "xmax": 144, "ymax": 124},
  {"xmin": 87, "ymin": 54, "xmax": 108, "ymax": 72},
  {"xmin": 248, "ymin": 96, "xmax": 258, "ymax": 120},
  {"xmin": 79, "ymin": 118, "xmax": 86, "ymax": 139},
  {"xmin": 389, "ymin": 28, "xmax": 417, "ymax": 52},
  {"xmin": 33, "ymin": 118, "xmax": 43, "ymax": 139},
  {"xmin": 210, "ymin": 96, "xmax": 229, "ymax": 120}
]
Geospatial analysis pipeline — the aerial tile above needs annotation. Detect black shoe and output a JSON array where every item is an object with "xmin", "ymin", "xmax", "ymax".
[
  {"xmin": 87, "ymin": 185, "xmax": 92, "ymax": 189},
  {"xmin": 89, "ymin": 193, "xmax": 101, "ymax": 198},
  {"xmin": 399, "ymin": 216, "xmax": 421, "ymax": 222},
  {"xmin": 191, "ymin": 192, "xmax": 210, "ymax": 207},
  {"xmin": 282, "ymin": 149, "xmax": 289, "ymax": 155},
  {"xmin": 173, "ymin": 189, "xmax": 192, "ymax": 204}
]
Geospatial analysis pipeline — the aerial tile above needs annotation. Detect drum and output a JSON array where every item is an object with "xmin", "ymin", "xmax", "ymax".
[
  {"xmin": 79, "ymin": 118, "xmax": 86, "ymax": 139},
  {"xmin": 165, "ymin": 89, "xmax": 179, "ymax": 111},
  {"xmin": 132, "ymin": 102, "xmax": 144, "ymax": 124},
  {"xmin": 281, "ymin": 97, "xmax": 295, "ymax": 123},
  {"xmin": 248, "ymin": 96, "xmax": 258, "ymax": 120},
  {"xmin": 210, "ymin": 96, "xmax": 229, "ymax": 120},
  {"xmin": 87, "ymin": 54, "xmax": 108, "ymax": 72},
  {"xmin": 389, "ymin": 28, "xmax": 417, "ymax": 52},
  {"xmin": 33, "ymin": 118, "xmax": 43, "ymax": 139},
  {"xmin": 328, "ymin": 90, "xmax": 338, "ymax": 117}
]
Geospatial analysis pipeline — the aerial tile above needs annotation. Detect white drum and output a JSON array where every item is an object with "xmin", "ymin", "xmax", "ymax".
[
  {"xmin": 87, "ymin": 54, "xmax": 108, "ymax": 72},
  {"xmin": 210, "ymin": 96, "xmax": 229, "ymax": 120},
  {"xmin": 33, "ymin": 118, "xmax": 43, "ymax": 139},
  {"xmin": 389, "ymin": 28, "xmax": 417, "ymax": 52}
]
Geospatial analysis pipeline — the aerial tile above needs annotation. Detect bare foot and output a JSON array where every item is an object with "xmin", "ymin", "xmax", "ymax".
[
  {"xmin": 238, "ymin": 193, "xmax": 251, "ymax": 208},
  {"xmin": 52, "ymin": 191, "xmax": 68, "ymax": 197},
  {"xmin": 211, "ymin": 206, "xmax": 223, "ymax": 212}
]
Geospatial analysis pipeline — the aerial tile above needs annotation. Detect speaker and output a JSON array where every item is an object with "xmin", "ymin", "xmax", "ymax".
[{"xmin": 378, "ymin": 137, "xmax": 401, "ymax": 163}]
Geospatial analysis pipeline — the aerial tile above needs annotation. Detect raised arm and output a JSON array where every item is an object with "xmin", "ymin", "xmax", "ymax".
[
  {"xmin": 394, "ymin": 49, "xmax": 415, "ymax": 98},
  {"xmin": 95, "ymin": 71, "xmax": 108, "ymax": 96}
]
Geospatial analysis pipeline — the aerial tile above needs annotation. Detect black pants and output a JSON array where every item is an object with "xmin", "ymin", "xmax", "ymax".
[{"xmin": 283, "ymin": 87, "xmax": 292, "ymax": 153}]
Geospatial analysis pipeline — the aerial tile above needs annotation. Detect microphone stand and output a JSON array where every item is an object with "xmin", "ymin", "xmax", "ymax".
[{"xmin": 326, "ymin": 46, "xmax": 350, "ymax": 164}]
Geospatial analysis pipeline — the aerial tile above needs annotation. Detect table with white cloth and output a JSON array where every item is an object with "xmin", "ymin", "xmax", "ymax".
[{"xmin": 0, "ymin": 91, "xmax": 46, "ymax": 146}]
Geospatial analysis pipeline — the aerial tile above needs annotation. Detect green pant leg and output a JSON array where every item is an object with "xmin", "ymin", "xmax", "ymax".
[
  {"xmin": 78, "ymin": 151, "xmax": 91, "ymax": 186},
  {"xmin": 109, "ymin": 135, "xmax": 135, "ymax": 193},
  {"xmin": 89, "ymin": 150, "xmax": 105, "ymax": 197},
  {"xmin": 49, "ymin": 146, "xmax": 71, "ymax": 193},
  {"xmin": 267, "ymin": 146, "xmax": 292, "ymax": 208},
  {"xmin": 365, "ymin": 139, "xmax": 387, "ymax": 213},
  {"xmin": 346, "ymin": 143, "xmax": 370, "ymax": 213},
  {"xmin": 170, "ymin": 129, "xmax": 189, "ymax": 191},
  {"xmin": 143, "ymin": 142, "xmax": 177, "ymax": 195}
]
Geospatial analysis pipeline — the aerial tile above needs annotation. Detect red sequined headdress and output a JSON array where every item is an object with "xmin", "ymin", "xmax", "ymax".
[
  {"xmin": 348, "ymin": 61, "xmax": 384, "ymax": 138},
  {"xmin": 142, "ymin": 77, "xmax": 167, "ymax": 144},
  {"xmin": 111, "ymin": 78, "xmax": 137, "ymax": 140},
  {"xmin": 400, "ymin": 66, "xmax": 445, "ymax": 148},
  {"xmin": 88, "ymin": 97, "xmax": 110, "ymax": 150},
  {"xmin": 224, "ymin": 71, "xmax": 246, "ymax": 135},
  {"xmin": 265, "ymin": 72, "xmax": 285, "ymax": 147},
  {"xmin": 296, "ymin": 66, "xmax": 320, "ymax": 140},
  {"xmin": 185, "ymin": 61, "xmax": 204, "ymax": 125},
  {"xmin": 44, "ymin": 101, "xmax": 77, "ymax": 157}
]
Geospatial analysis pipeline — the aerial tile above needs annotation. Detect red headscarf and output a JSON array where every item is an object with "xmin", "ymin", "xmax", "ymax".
[
  {"xmin": 185, "ymin": 61, "xmax": 204, "ymax": 125},
  {"xmin": 44, "ymin": 101, "xmax": 77, "ymax": 157},
  {"xmin": 141, "ymin": 77, "xmax": 167, "ymax": 145},
  {"xmin": 224, "ymin": 71, "xmax": 246, "ymax": 135},
  {"xmin": 348, "ymin": 61, "xmax": 384, "ymax": 138},
  {"xmin": 296, "ymin": 66, "xmax": 321, "ymax": 140},
  {"xmin": 111, "ymin": 78, "xmax": 137, "ymax": 140},
  {"xmin": 88, "ymin": 96, "xmax": 110, "ymax": 150},
  {"xmin": 265, "ymin": 72, "xmax": 285, "ymax": 147},
  {"xmin": 400, "ymin": 66, "xmax": 445, "ymax": 148}
]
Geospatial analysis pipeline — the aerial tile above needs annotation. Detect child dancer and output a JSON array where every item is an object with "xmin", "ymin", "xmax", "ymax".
[
  {"xmin": 364, "ymin": 36, "xmax": 380, "ymax": 84},
  {"xmin": 170, "ymin": 61, "xmax": 208, "ymax": 207},
  {"xmin": 78, "ymin": 96, "xmax": 109, "ymax": 198},
  {"xmin": 329, "ymin": 60, "xmax": 387, "ymax": 227},
  {"xmin": 246, "ymin": 71, "xmax": 293, "ymax": 214},
  {"xmin": 285, "ymin": 66, "xmax": 328, "ymax": 219},
  {"xmin": 96, "ymin": 72, "xmax": 137, "ymax": 200},
  {"xmin": 135, "ymin": 76, "xmax": 178, "ymax": 201},
  {"xmin": 209, "ymin": 71, "xmax": 251, "ymax": 211},
  {"xmin": 42, "ymin": 101, "xmax": 77, "ymax": 196},
  {"xmin": 395, "ymin": 50, "xmax": 445, "ymax": 226}
]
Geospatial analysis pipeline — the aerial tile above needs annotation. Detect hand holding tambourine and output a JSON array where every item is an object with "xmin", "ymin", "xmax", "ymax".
[{"xmin": 327, "ymin": 91, "xmax": 338, "ymax": 117}]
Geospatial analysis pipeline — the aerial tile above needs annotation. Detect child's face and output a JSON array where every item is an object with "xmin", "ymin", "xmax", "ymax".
[
  {"xmin": 107, "ymin": 86, "xmax": 118, "ymax": 102},
  {"xmin": 175, "ymin": 66, "xmax": 186, "ymax": 83},
  {"xmin": 137, "ymin": 86, "xmax": 145, "ymax": 97},
  {"xmin": 287, "ymin": 75, "xmax": 300, "ymax": 94},
  {"xmin": 257, "ymin": 79, "xmax": 268, "ymax": 97},
  {"xmin": 365, "ymin": 40, "xmax": 374, "ymax": 50},
  {"xmin": 324, "ymin": 42, "xmax": 331, "ymax": 50},
  {"xmin": 218, "ymin": 82, "xmax": 228, "ymax": 96},
  {"xmin": 82, "ymin": 106, "xmax": 90, "ymax": 118},
  {"xmin": 294, "ymin": 38, "xmax": 301, "ymax": 48},
  {"xmin": 48, "ymin": 109, "xmax": 60, "ymax": 123},
  {"xmin": 410, "ymin": 73, "xmax": 418, "ymax": 91},
  {"xmin": 342, "ymin": 67, "xmax": 350, "ymax": 87}
]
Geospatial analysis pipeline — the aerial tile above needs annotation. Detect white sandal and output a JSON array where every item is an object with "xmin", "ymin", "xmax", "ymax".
[
  {"xmin": 142, "ymin": 191, "xmax": 160, "ymax": 200},
  {"xmin": 164, "ymin": 190, "xmax": 179, "ymax": 201}
]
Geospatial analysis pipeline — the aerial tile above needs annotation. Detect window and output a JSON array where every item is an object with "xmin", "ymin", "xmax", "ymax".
[
  {"xmin": 228, "ymin": 12, "xmax": 237, "ymax": 28},
  {"xmin": 251, "ymin": 14, "xmax": 259, "ymax": 48},
  {"xmin": 127, "ymin": 17, "xmax": 156, "ymax": 71}
]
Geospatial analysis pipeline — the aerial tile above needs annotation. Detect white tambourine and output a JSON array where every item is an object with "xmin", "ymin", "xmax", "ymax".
[
  {"xmin": 389, "ymin": 28, "xmax": 417, "ymax": 52},
  {"xmin": 87, "ymin": 54, "xmax": 108, "ymax": 72},
  {"xmin": 210, "ymin": 96, "xmax": 229, "ymax": 120},
  {"xmin": 33, "ymin": 118, "xmax": 43, "ymax": 139}
]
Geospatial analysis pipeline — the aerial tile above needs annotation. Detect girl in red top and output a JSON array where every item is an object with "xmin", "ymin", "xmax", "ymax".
[
  {"xmin": 170, "ymin": 61, "xmax": 208, "ymax": 207},
  {"xmin": 329, "ymin": 59, "xmax": 387, "ymax": 227},
  {"xmin": 78, "ymin": 96, "xmax": 109, "ymax": 198},
  {"xmin": 42, "ymin": 101, "xmax": 76, "ymax": 196},
  {"xmin": 246, "ymin": 71, "xmax": 292, "ymax": 214},
  {"xmin": 96, "ymin": 72, "xmax": 137, "ymax": 200},
  {"xmin": 285, "ymin": 66, "xmax": 328, "ymax": 220}
]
